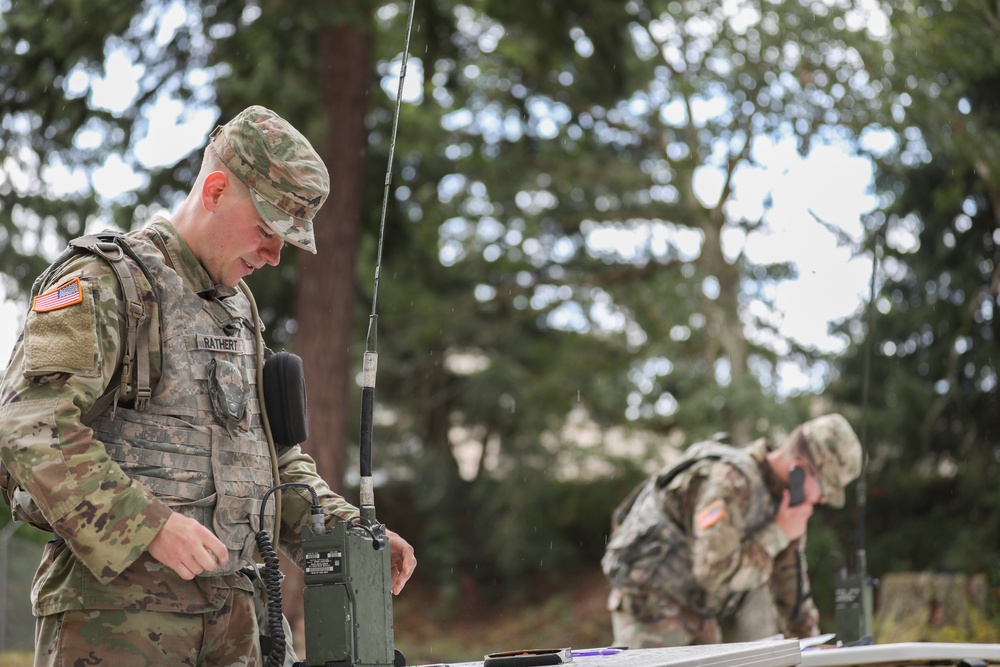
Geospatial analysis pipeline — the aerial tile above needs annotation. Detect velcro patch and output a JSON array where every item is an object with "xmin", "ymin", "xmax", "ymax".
[
  {"xmin": 195, "ymin": 335, "xmax": 246, "ymax": 354},
  {"xmin": 24, "ymin": 277, "xmax": 98, "ymax": 376},
  {"xmin": 697, "ymin": 499, "xmax": 726, "ymax": 530},
  {"xmin": 33, "ymin": 278, "xmax": 83, "ymax": 313}
]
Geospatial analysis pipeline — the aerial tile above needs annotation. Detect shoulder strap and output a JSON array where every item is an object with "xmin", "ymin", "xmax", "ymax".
[
  {"xmin": 653, "ymin": 456, "xmax": 703, "ymax": 491},
  {"xmin": 70, "ymin": 233, "xmax": 154, "ymax": 416},
  {"xmin": 654, "ymin": 440, "xmax": 765, "ymax": 498},
  {"xmin": 612, "ymin": 444, "xmax": 731, "ymax": 531},
  {"xmin": 34, "ymin": 231, "xmax": 159, "ymax": 423}
]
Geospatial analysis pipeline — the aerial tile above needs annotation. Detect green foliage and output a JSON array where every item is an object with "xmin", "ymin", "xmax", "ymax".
[
  {"xmin": 363, "ymin": 1, "xmax": 890, "ymax": 586},
  {"xmin": 1, "ymin": 0, "xmax": 898, "ymax": 595},
  {"xmin": 375, "ymin": 459, "xmax": 648, "ymax": 598},
  {"xmin": 828, "ymin": 0, "xmax": 1000, "ymax": 599}
]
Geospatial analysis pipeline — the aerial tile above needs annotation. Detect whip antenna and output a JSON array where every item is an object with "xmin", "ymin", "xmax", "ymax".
[
  {"xmin": 360, "ymin": 0, "xmax": 416, "ymax": 510},
  {"xmin": 832, "ymin": 221, "xmax": 883, "ymax": 647},
  {"xmin": 292, "ymin": 8, "xmax": 417, "ymax": 667},
  {"xmin": 856, "ymin": 226, "xmax": 881, "ymax": 587}
]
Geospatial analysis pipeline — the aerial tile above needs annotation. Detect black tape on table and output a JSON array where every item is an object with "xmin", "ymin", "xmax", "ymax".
[{"xmin": 484, "ymin": 648, "xmax": 572, "ymax": 667}]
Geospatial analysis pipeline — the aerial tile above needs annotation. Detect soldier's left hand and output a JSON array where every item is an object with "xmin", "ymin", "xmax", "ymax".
[{"xmin": 386, "ymin": 529, "xmax": 417, "ymax": 595}]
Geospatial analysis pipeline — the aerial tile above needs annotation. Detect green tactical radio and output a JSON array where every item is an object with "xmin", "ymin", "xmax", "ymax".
[
  {"xmin": 294, "ymin": 342, "xmax": 403, "ymax": 667},
  {"xmin": 299, "ymin": 505, "xmax": 399, "ymax": 667},
  {"xmin": 257, "ymin": 350, "xmax": 403, "ymax": 667},
  {"xmin": 834, "ymin": 570, "xmax": 874, "ymax": 647}
]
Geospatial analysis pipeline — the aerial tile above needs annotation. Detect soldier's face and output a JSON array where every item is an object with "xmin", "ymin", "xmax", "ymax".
[{"xmin": 203, "ymin": 176, "xmax": 285, "ymax": 286}]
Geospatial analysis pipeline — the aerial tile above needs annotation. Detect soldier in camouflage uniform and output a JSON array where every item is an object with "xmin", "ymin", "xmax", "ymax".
[
  {"xmin": 0, "ymin": 106, "xmax": 417, "ymax": 666},
  {"xmin": 601, "ymin": 414, "xmax": 862, "ymax": 648}
]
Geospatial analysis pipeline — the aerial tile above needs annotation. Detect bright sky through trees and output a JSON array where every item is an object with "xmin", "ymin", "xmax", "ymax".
[
  {"xmin": 0, "ymin": 9, "xmax": 882, "ymax": 395},
  {"xmin": 0, "ymin": 133, "xmax": 876, "ymax": 395}
]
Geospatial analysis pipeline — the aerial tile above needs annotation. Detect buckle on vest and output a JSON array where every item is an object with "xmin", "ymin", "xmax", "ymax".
[
  {"xmin": 135, "ymin": 387, "xmax": 152, "ymax": 411},
  {"xmin": 120, "ymin": 353, "xmax": 134, "ymax": 391},
  {"xmin": 91, "ymin": 241, "xmax": 125, "ymax": 262},
  {"xmin": 127, "ymin": 300, "xmax": 144, "ymax": 321}
]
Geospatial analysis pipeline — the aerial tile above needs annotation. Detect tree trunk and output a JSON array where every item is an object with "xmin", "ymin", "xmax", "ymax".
[
  {"xmin": 284, "ymin": 9, "xmax": 373, "ymax": 649},
  {"xmin": 698, "ymin": 211, "xmax": 751, "ymax": 443}
]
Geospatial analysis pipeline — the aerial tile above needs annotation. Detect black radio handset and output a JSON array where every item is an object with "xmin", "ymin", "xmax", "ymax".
[{"xmin": 788, "ymin": 465, "xmax": 806, "ymax": 507}]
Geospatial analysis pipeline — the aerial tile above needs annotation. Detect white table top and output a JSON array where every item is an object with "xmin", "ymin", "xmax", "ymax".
[
  {"xmin": 800, "ymin": 642, "xmax": 1000, "ymax": 666},
  {"xmin": 427, "ymin": 640, "xmax": 1000, "ymax": 667},
  {"xmin": 443, "ymin": 641, "xmax": 802, "ymax": 667}
]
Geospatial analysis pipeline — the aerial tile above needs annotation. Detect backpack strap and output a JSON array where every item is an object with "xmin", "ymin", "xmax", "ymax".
[
  {"xmin": 69, "ymin": 233, "xmax": 154, "ymax": 416},
  {"xmin": 610, "ymin": 454, "xmax": 722, "ymax": 532},
  {"xmin": 31, "ymin": 231, "xmax": 158, "ymax": 422},
  {"xmin": 654, "ymin": 455, "xmax": 712, "ymax": 490}
]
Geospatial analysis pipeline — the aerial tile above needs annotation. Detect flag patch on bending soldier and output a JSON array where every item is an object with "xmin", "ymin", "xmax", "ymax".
[
  {"xmin": 33, "ymin": 278, "xmax": 84, "ymax": 313},
  {"xmin": 697, "ymin": 500, "xmax": 726, "ymax": 530}
]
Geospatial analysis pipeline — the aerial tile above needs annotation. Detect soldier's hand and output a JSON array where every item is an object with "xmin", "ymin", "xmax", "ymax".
[
  {"xmin": 386, "ymin": 529, "xmax": 417, "ymax": 595},
  {"xmin": 774, "ymin": 489, "xmax": 813, "ymax": 542},
  {"xmin": 148, "ymin": 512, "xmax": 230, "ymax": 580}
]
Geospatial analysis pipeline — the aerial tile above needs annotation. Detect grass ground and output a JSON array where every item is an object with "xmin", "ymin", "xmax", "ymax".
[{"xmin": 0, "ymin": 654, "xmax": 31, "ymax": 667}]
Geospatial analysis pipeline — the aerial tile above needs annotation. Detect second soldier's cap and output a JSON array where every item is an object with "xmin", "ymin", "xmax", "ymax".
[
  {"xmin": 209, "ymin": 105, "xmax": 329, "ymax": 254},
  {"xmin": 800, "ymin": 413, "xmax": 863, "ymax": 508}
]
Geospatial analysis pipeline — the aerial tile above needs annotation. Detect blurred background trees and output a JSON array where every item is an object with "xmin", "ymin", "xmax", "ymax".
[
  {"xmin": 827, "ymin": 0, "xmax": 1000, "ymax": 582},
  {"xmin": 1, "ymin": 0, "xmax": 998, "ymax": 648}
]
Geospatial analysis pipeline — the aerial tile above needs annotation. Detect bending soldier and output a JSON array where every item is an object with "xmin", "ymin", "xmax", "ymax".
[{"xmin": 602, "ymin": 414, "xmax": 862, "ymax": 647}]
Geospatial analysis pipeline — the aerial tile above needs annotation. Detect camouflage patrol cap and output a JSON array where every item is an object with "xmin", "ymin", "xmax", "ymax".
[
  {"xmin": 209, "ymin": 105, "xmax": 329, "ymax": 254},
  {"xmin": 801, "ymin": 413, "xmax": 863, "ymax": 508}
]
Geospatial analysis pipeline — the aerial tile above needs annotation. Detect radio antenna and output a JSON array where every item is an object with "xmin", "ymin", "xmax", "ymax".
[{"xmin": 359, "ymin": 0, "xmax": 416, "ymax": 511}]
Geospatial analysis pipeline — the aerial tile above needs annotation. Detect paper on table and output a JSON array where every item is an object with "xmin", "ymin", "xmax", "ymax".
[{"xmin": 800, "ymin": 634, "xmax": 837, "ymax": 651}]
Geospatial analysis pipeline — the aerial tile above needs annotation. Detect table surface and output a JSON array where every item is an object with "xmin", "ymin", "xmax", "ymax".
[
  {"xmin": 800, "ymin": 641, "xmax": 1000, "ymax": 666},
  {"xmin": 422, "ymin": 640, "xmax": 1000, "ymax": 667},
  {"xmin": 440, "ymin": 641, "xmax": 802, "ymax": 667}
]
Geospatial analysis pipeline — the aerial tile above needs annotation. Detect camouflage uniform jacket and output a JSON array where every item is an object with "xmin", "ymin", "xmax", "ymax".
[
  {"xmin": 602, "ymin": 439, "xmax": 818, "ymax": 634},
  {"xmin": 0, "ymin": 217, "xmax": 358, "ymax": 616}
]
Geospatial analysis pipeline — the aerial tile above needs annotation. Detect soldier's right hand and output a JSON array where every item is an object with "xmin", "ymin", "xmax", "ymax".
[
  {"xmin": 774, "ymin": 489, "xmax": 813, "ymax": 542},
  {"xmin": 148, "ymin": 512, "xmax": 230, "ymax": 580}
]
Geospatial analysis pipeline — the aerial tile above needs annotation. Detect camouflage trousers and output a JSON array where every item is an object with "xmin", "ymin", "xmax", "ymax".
[
  {"xmin": 33, "ymin": 587, "xmax": 261, "ymax": 667},
  {"xmin": 719, "ymin": 585, "xmax": 779, "ymax": 643},
  {"xmin": 609, "ymin": 586, "xmax": 780, "ymax": 648},
  {"xmin": 608, "ymin": 588, "xmax": 722, "ymax": 648}
]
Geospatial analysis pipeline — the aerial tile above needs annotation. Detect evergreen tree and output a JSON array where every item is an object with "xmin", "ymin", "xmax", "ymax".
[
  {"xmin": 1, "ymin": 0, "xmax": 892, "ymax": 594},
  {"xmin": 829, "ymin": 0, "xmax": 1000, "ymax": 579},
  {"xmin": 367, "ymin": 0, "xmax": 889, "ymax": 584}
]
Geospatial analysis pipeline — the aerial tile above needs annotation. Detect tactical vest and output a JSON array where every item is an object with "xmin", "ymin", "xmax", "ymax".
[
  {"xmin": 87, "ymin": 232, "xmax": 275, "ymax": 576},
  {"xmin": 601, "ymin": 440, "xmax": 775, "ymax": 617},
  {"xmin": 1, "ymin": 230, "xmax": 275, "ymax": 576}
]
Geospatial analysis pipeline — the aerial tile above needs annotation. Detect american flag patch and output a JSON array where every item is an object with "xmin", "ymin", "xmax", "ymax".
[
  {"xmin": 33, "ymin": 278, "xmax": 84, "ymax": 313},
  {"xmin": 697, "ymin": 500, "xmax": 726, "ymax": 530}
]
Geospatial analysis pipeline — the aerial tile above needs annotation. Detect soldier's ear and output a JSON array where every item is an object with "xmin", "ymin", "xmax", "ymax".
[{"xmin": 201, "ymin": 171, "xmax": 229, "ymax": 211}]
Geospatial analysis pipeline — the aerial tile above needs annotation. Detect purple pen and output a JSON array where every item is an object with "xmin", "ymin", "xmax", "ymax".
[{"xmin": 571, "ymin": 649, "xmax": 622, "ymax": 658}]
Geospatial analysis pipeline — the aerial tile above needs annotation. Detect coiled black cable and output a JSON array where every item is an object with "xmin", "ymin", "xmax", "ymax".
[
  {"xmin": 254, "ymin": 527, "xmax": 286, "ymax": 667},
  {"xmin": 256, "ymin": 483, "xmax": 322, "ymax": 667}
]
